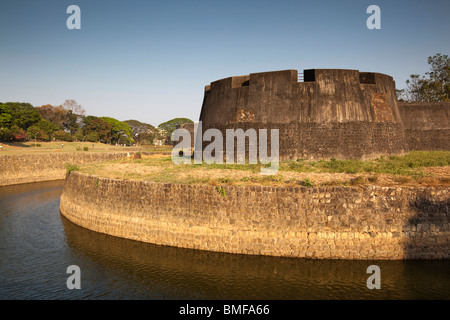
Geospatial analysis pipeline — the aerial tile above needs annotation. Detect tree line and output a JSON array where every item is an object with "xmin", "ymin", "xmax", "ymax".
[
  {"xmin": 397, "ymin": 53, "xmax": 449, "ymax": 102},
  {"xmin": 0, "ymin": 99, "xmax": 193, "ymax": 145}
]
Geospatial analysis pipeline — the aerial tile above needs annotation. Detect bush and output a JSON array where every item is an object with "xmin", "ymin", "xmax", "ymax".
[
  {"xmin": 63, "ymin": 132, "xmax": 73, "ymax": 142},
  {"xmin": 0, "ymin": 127, "xmax": 13, "ymax": 141},
  {"xmin": 26, "ymin": 125, "xmax": 47, "ymax": 141},
  {"xmin": 83, "ymin": 146, "xmax": 89, "ymax": 151},
  {"xmin": 349, "ymin": 176, "xmax": 366, "ymax": 185},
  {"xmin": 85, "ymin": 132, "xmax": 99, "ymax": 142},
  {"xmin": 64, "ymin": 163, "xmax": 80, "ymax": 174},
  {"xmin": 299, "ymin": 178, "xmax": 314, "ymax": 187},
  {"xmin": 133, "ymin": 152, "xmax": 142, "ymax": 159},
  {"xmin": 11, "ymin": 125, "xmax": 28, "ymax": 141},
  {"xmin": 218, "ymin": 177, "xmax": 232, "ymax": 184},
  {"xmin": 241, "ymin": 176, "xmax": 257, "ymax": 183},
  {"xmin": 261, "ymin": 175, "xmax": 283, "ymax": 183},
  {"xmin": 215, "ymin": 186, "xmax": 226, "ymax": 197},
  {"xmin": 53, "ymin": 130, "xmax": 67, "ymax": 141}
]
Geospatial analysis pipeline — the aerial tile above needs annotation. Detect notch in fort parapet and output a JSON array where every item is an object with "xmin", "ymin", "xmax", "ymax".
[{"xmin": 204, "ymin": 69, "xmax": 386, "ymax": 93}]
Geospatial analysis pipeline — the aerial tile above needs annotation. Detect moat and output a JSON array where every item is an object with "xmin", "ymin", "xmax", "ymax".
[{"xmin": 1, "ymin": 180, "xmax": 449, "ymax": 299}]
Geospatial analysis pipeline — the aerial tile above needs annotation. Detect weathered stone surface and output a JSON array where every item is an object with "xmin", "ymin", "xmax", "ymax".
[
  {"xmin": 60, "ymin": 172, "xmax": 450, "ymax": 260},
  {"xmin": 399, "ymin": 102, "xmax": 450, "ymax": 151},
  {"xmin": 0, "ymin": 153, "xmax": 128, "ymax": 186},
  {"xmin": 196, "ymin": 69, "xmax": 449, "ymax": 160}
]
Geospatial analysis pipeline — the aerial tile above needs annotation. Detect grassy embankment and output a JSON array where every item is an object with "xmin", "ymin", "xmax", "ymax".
[
  {"xmin": 71, "ymin": 151, "xmax": 450, "ymax": 187},
  {"xmin": 0, "ymin": 141, "xmax": 172, "ymax": 155}
]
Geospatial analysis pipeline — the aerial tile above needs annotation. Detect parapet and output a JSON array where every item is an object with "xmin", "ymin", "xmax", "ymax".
[{"xmin": 200, "ymin": 69, "xmax": 401, "ymax": 126}]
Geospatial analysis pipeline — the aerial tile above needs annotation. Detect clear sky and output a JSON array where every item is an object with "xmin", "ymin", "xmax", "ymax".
[{"xmin": 1, "ymin": 0, "xmax": 449, "ymax": 126}]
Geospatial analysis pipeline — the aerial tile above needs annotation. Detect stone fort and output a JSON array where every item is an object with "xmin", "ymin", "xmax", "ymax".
[
  {"xmin": 58, "ymin": 68, "xmax": 450, "ymax": 260},
  {"xmin": 182, "ymin": 69, "xmax": 449, "ymax": 160}
]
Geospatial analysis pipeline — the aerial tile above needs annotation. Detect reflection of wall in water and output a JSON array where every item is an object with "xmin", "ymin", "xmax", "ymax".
[
  {"xmin": 60, "ymin": 214, "xmax": 408, "ymax": 299},
  {"xmin": 60, "ymin": 172, "xmax": 450, "ymax": 261}
]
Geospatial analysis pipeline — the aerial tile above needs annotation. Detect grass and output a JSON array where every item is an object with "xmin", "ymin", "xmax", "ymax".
[
  {"xmin": 74, "ymin": 151, "xmax": 450, "ymax": 187},
  {"xmin": 0, "ymin": 141, "xmax": 172, "ymax": 155},
  {"xmin": 64, "ymin": 163, "xmax": 80, "ymax": 174},
  {"xmin": 282, "ymin": 151, "xmax": 450, "ymax": 176},
  {"xmin": 215, "ymin": 186, "xmax": 226, "ymax": 197}
]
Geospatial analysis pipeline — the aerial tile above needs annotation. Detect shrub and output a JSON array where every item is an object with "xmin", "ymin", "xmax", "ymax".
[
  {"xmin": 63, "ymin": 133, "xmax": 73, "ymax": 142},
  {"xmin": 64, "ymin": 163, "xmax": 80, "ymax": 174},
  {"xmin": 261, "ymin": 175, "xmax": 283, "ymax": 183},
  {"xmin": 349, "ymin": 176, "xmax": 366, "ymax": 185},
  {"xmin": 83, "ymin": 146, "xmax": 89, "ymax": 151},
  {"xmin": 54, "ymin": 130, "xmax": 73, "ymax": 142},
  {"xmin": 133, "ymin": 152, "xmax": 142, "ymax": 159},
  {"xmin": 218, "ymin": 177, "xmax": 232, "ymax": 184},
  {"xmin": 215, "ymin": 186, "xmax": 226, "ymax": 197},
  {"xmin": 299, "ymin": 178, "xmax": 314, "ymax": 187},
  {"xmin": 11, "ymin": 125, "xmax": 28, "ymax": 141},
  {"xmin": 0, "ymin": 127, "xmax": 13, "ymax": 141}
]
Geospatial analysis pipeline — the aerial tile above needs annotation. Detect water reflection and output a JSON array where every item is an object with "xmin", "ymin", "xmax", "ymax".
[
  {"xmin": 61, "ymin": 212, "xmax": 450, "ymax": 300},
  {"xmin": 0, "ymin": 181, "xmax": 449, "ymax": 300}
]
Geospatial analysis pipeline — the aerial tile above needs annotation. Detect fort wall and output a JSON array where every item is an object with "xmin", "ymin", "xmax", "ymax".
[
  {"xmin": 60, "ymin": 172, "xmax": 450, "ymax": 260},
  {"xmin": 198, "ymin": 69, "xmax": 408, "ymax": 160},
  {"xmin": 0, "ymin": 153, "xmax": 129, "ymax": 186},
  {"xmin": 196, "ymin": 69, "xmax": 449, "ymax": 160},
  {"xmin": 399, "ymin": 102, "xmax": 450, "ymax": 151}
]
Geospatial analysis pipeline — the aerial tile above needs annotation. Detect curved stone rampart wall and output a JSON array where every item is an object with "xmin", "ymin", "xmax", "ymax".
[{"xmin": 60, "ymin": 172, "xmax": 450, "ymax": 260}]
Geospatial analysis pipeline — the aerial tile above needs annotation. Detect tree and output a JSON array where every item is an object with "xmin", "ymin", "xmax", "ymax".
[
  {"xmin": 137, "ymin": 131, "xmax": 157, "ymax": 145},
  {"xmin": 1, "ymin": 102, "xmax": 41, "ymax": 141},
  {"xmin": 124, "ymin": 120, "xmax": 156, "ymax": 145},
  {"xmin": 100, "ymin": 117, "xmax": 133, "ymax": 145},
  {"xmin": 37, "ymin": 119, "xmax": 59, "ymax": 136},
  {"xmin": 63, "ymin": 110, "xmax": 80, "ymax": 134},
  {"xmin": 4, "ymin": 102, "xmax": 41, "ymax": 130},
  {"xmin": 402, "ymin": 53, "xmax": 450, "ymax": 102},
  {"xmin": 36, "ymin": 105, "xmax": 66, "ymax": 128},
  {"xmin": 27, "ymin": 125, "xmax": 48, "ymax": 141},
  {"xmin": 85, "ymin": 132, "xmax": 99, "ymax": 142},
  {"xmin": 53, "ymin": 129, "xmax": 73, "ymax": 141},
  {"xmin": 11, "ymin": 125, "xmax": 29, "ymax": 141},
  {"xmin": 0, "ymin": 127, "xmax": 12, "ymax": 141},
  {"xmin": 158, "ymin": 118, "xmax": 193, "ymax": 144},
  {"xmin": 425, "ymin": 53, "xmax": 450, "ymax": 101},
  {"xmin": 405, "ymin": 74, "xmax": 429, "ymax": 102},
  {"xmin": 37, "ymin": 103, "xmax": 85, "ymax": 136},
  {"xmin": 396, "ymin": 89, "xmax": 406, "ymax": 102},
  {"xmin": 0, "ymin": 104, "xmax": 13, "ymax": 128},
  {"xmin": 82, "ymin": 116, "xmax": 113, "ymax": 142},
  {"xmin": 62, "ymin": 99, "xmax": 85, "ymax": 116}
]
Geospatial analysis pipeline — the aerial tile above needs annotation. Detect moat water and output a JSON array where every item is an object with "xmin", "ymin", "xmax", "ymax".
[{"xmin": 0, "ymin": 180, "xmax": 449, "ymax": 300}]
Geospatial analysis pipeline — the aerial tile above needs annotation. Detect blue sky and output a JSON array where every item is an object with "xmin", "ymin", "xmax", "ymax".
[{"xmin": 1, "ymin": 0, "xmax": 449, "ymax": 126}]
